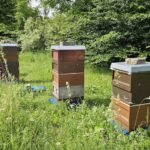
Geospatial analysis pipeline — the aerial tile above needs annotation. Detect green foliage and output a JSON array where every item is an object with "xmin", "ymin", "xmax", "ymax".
[
  {"xmin": 19, "ymin": 14, "xmax": 76, "ymax": 51},
  {"xmin": 40, "ymin": 0, "xmax": 94, "ymax": 13},
  {"xmin": 2, "ymin": 0, "xmax": 149, "ymax": 65},
  {"xmin": 0, "ymin": 0, "xmax": 16, "ymax": 33},
  {"xmin": 15, "ymin": 0, "xmax": 39, "ymax": 30},
  {"xmin": 19, "ymin": 17, "xmax": 46, "ymax": 51},
  {"xmin": 0, "ymin": 23, "xmax": 8, "ymax": 33},
  {"xmin": 0, "ymin": 0, "xmax": 16, "ymax": 26},
  {"xmin": 55, "ymin": 0, "xmax": 150, "ymax": 65},
  {"xmin": 0, "ymin": 0, "xmax": 39, "ymax": 43},
  {"xmin": 20, "ymin": 0, "xmax": 150, "ymax": 61}
]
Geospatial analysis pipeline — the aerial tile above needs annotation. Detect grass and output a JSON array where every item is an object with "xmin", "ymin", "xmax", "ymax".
[{"xmin": 0, "ymin": 52, "xmax": 150, "ymax": 150}]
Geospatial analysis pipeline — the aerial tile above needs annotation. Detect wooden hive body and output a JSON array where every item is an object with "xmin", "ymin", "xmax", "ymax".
[
  {"xmin": 111, "ymin": 62, "xmax": 150, "ymax": 131},
  {"xmin": 52, "ymin": 60, "xmax": 84, "ymax": 74},
  {"xmin": 112, "ymin": 98, "xmax": 150, "ymax": 132},
  {"xmin": 0, "ymin": 44, "xmax": 19, "ymax": 80},
  {"xmin": 111, "ymin": 62, "xmax": 150, "ymax": 104},
  {"xmin": 112, "ymin": 71, "xmax": 150, "ymax": 104},
  {"xmin": 51, "ymin": 45, "xmax": 85, "ymax": 101}
]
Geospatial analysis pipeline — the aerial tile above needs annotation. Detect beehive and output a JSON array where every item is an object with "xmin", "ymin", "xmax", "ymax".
[
  {"xmin": 51, "ymin": 45, "xmax": 85, "ymax": 101},
  {"xmin": 0, "ymin": 43, "xmax": 19, "ymax": 79},
  {"xmin": 111, "ymin": 62, "xmax": 150, "ymax": 105},
  {"xmin": 111, "ymin": 62, "xmax": 150, "ymax": 131}
]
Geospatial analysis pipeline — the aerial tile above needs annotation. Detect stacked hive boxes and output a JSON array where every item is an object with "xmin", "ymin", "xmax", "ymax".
[
  {"xmin": 0, "ymin": 43, "xmax": 19, "ymax": 79},
  {"xmin": 51, "ymin": 45, "xmax": 85, "ymax": 101},
  {"xmin": 111, "ymin": 62, "xmax": 150, "ymax": 131}
]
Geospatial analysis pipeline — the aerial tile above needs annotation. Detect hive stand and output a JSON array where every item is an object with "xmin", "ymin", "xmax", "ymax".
[
  {"xmin": 51, "ymin": 45, "xmax": 85, "ymax": 102},
  {"xmin": 0, "ymin": 43, "xmax": 19, "ymax": 80}
]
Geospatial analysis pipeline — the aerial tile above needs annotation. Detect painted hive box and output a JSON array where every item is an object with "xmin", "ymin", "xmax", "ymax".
[
  {"xmin": 112, "ymin": 98, "xmax": 150, "ymax": 132},
  {"xmin": 51, "ymin": 45, "xmax": 85, "ymax": 101},
  {"xmin": 0, "ymin": 43, "xmax": 19, "ymax": 79},
  {"xmin": 111, "ymin": 62, "xmax": 150, "ymax": 104}
]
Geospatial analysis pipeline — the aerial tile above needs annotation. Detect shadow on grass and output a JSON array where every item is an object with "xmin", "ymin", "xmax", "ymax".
[
  {"xmin": 20, "ymin": 73, "xmax": 28, "ymax": 77},
  {"xmin": 19, "ymin": 79, "xmax": 51, "ymax": 84},
  {"xmin": 85, "ymin": 97, "xmax": 111, "ymax": 107}
]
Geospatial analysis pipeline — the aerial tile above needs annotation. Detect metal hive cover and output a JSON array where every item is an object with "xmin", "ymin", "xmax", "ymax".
[
  {"xmin": 0, "ymin": 43, "xmax": 18, "ymax": 47},
  {"xmin": 110, "ymin": 62, "xmax": 150, "ymax": 74},
  {"xmin": 51, "ymin": 45, "xmax": 86, "ymax": 50}
]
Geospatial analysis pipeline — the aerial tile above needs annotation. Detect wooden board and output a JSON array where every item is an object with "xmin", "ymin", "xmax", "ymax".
[
  {"xmin": 1, "ymin": 46, "xmax": 18, "ymax": 55},
  {"xmin": 112, "ymin": 98, "xmax": 150, "ymax": 132},
  {"xmin": 52, "ymin": 71, "xmax": 84, "ymax": 87},
  {"xmin": 112, "ymin": 71, "xmax": 131, "ymax": 91},
  {"xmin": 125, "ymin": 58, "xmax": 146, "ymax": 65},
  {"xmin": 52, "ymin": 50, "xmax": 84, "ymax": 62},
  {"xmin": 52, "ymin": 60, "xmax": 84, "ymax": 73},
  {"xmin": 112, "ymin": 71, "xmax": 150, "ymax": 91},
  {"xmin": 113, "ymin": 85, "xmax": 150, "ymax": 105},
  {"xmin": 112, "ymin": 70, "xmax": 150, "ymax": 104},
  {"xmin": 131, "ymin": 72, "xmax": 150, "ymax": 91},
  {"xmin": 0, "ymin": 54, "xmax": 18, "ymax": 62},
  {"xmin": 112, "ymin": 80, "xmax": 131, "ymax": 92},
  {"xmin": 112, "ymin": 86, "xmax": 133, "ymax": 104}
]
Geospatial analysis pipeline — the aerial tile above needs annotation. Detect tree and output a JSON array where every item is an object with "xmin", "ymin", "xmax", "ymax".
[
  {"xmin": 68, "ymin": 0, "xmax": 150, "ymax": 65},
  {"xmin": 0, "ymin": 0, "xmax": 16, "ymax": 32},
  {"xmin": 15, "ymin": 0, "xmax": 39, "ymax": 30}
]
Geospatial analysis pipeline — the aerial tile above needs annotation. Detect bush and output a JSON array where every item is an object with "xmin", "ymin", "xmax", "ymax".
[{"xmin": 19, "ymin": 17, "xmax": 45, "ymax": 51}]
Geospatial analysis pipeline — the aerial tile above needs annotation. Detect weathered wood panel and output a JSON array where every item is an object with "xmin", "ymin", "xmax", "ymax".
[
  {"xmin": 0, "ymin": 55, "xmax": 18, "ymax": 62},
  {"xmin": 112, "ymin": 70, "xmax": 150, "ymax": 92},
  {"xmin": 112, "ymin": 98, "xmax": 150, "ymax": 132},
  {"xmin": 113, "ymin": 71, "xmax": 131, "ymax": 84},
  {"xmin": 112, "ymin": 71, "xmax": 131, "ymax": 92},
  {"xmin": 113, "ymin": 85, "xmax": 150, "ymax": 104},
  {"xmin": 52, "ymin": 60, "xmax": 84, "ymax": 73},
  {"xmin": 2, "ymin": 46, "xmax": 18, "ymax": 55},
  {"xmin": 0, "ymin": 45, "xmax": 19, "ymax": 79},
  {"xmin": 52, "ymin": 71, "xmax": 84, "ymax": 87},
  {"xmin": 112, "ymin": 70, "xmax": 150, "ymax": 104},
  {"xmin": 131, "ymin": 72, "xmax": 150, "ymax": 91},
  {"xmin": 52, "ymin": 50, "xmax": 84, "ymax": 62},
  {"xmin": 112, "ymin": 86, "xmax": 133, "ymax": 104}
]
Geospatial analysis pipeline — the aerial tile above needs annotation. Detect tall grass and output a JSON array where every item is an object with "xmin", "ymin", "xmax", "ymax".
[{"xmin": 0, "ymin": 52, "xmax": 150, "ymax": 149}]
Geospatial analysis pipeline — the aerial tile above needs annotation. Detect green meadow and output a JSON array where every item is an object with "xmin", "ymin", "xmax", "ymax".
[{"xmin": 0, "ymin": 52, "xmax": 150, "ymax": 150}]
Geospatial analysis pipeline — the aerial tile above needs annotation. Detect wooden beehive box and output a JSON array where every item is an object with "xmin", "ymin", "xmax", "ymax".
[
  {"xmin": 111, "ymin": 62, "xmax": 150, "ymax": 104},
  {"xmin": 112, "ymin": 98, "xmax": 150, "ymax": 132},
  {"xmin": 0, "ymin": 43, "xmax": 19, "ymax": 79},
  {"xmin": 51, "ymin": 45, "xmax": 85, "ymax": 101}
]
